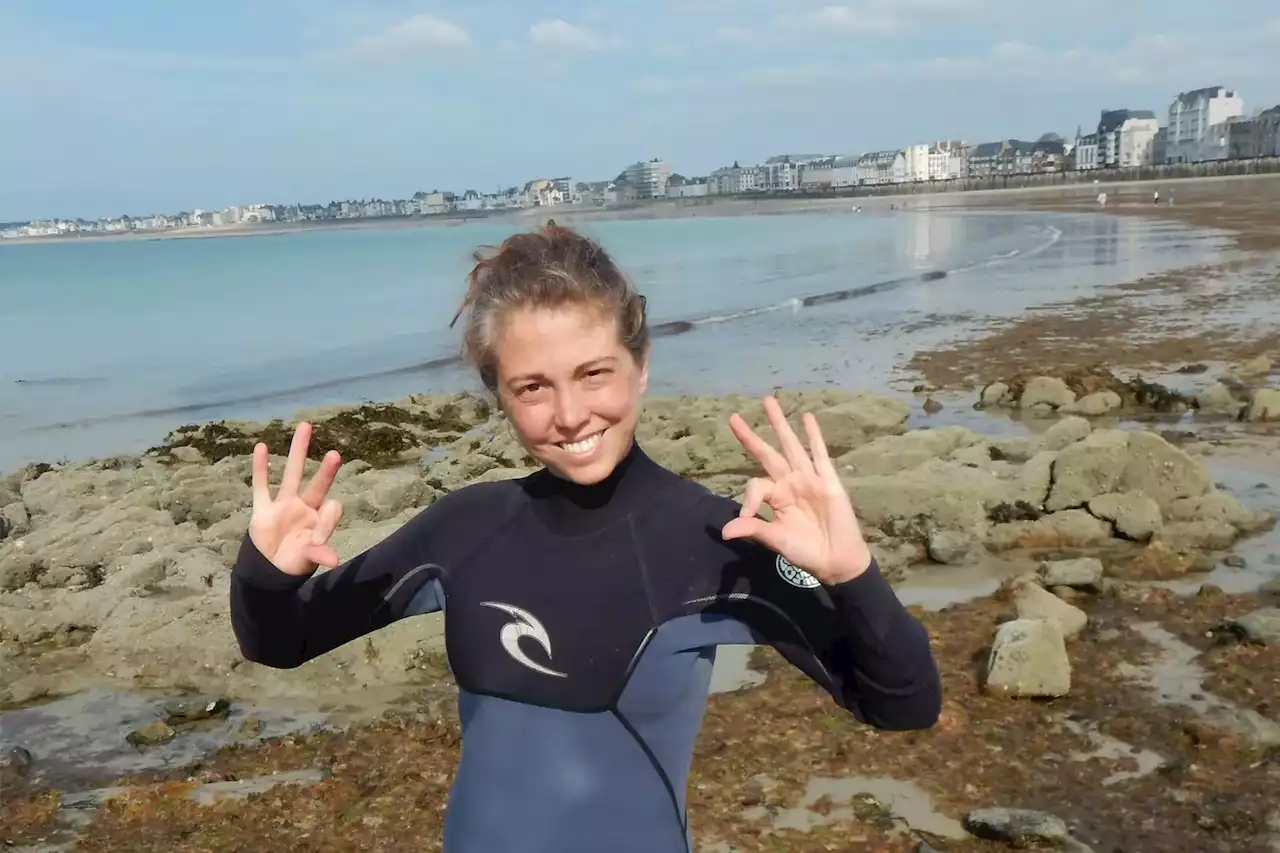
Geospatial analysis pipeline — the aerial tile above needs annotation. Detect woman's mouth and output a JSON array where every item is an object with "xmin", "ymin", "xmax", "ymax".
[{"xmin": 558, "ymin": 429, "xmax": 605, "ymax": 457}]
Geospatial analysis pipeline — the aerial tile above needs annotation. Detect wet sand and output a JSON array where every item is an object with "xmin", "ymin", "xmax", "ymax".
[{"xmin": 907, "ymin": 175, "xmax": 1280, "ymax": 392}]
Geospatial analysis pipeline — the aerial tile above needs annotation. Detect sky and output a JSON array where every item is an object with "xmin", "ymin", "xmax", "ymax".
[{"xmin": 2, "ymin": 0, "xmax": 1279, "ymax": 221}]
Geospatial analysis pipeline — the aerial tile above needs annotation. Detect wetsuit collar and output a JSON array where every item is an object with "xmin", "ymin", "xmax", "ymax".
[{"xmin": 521, "ymin": 439, "xmax": 669, "ymax": 536}]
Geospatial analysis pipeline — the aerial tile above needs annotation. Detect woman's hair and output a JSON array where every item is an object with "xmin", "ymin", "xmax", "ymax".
[{"xmin": 450, "ymin": 221, "xmax": 649, "ymax": 392}]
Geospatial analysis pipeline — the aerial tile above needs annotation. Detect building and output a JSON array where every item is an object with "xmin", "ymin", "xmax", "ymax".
[
  {"xmin": 665, "ymin": 175, "xmax": 709, "ymax": 198},
  {"xmin": 903, "ymin": 144, "xmax": 930, "ymax": 182},
  {"xmin": 799, "ymin": 158, "xmax": 835, "ymax": 191},
  {"xmin": 1030, "ymin": 138, "xmax": 1068, "ymax": 173},
  {"xmin": 855, "ymin": 150, "xmax": 905, "ymax": 185},
  {"xmin": 830, "ymin": 155, "xmax": 860, "ymax": 188},
  {"xmin": 1073, "ymin": 131, "xmax": 1100, "ymax": 170},
  {"xmin": 1095, "ymin": 109, "xmax": 1159, "ymax": 168},
  {"xmin": 1226, "ymin": 106, "xmax": 1280, "ymax": 159},
  {"xmin": 1165, "ymin": 86, "xmax": 1245, "ymax": 164},
  {"xmin": 927, "ymin": 141, "xmax": 969, "ymax": 180},
  {"xmin": 623, "ymin": 159, "xmax": 671, "ymax": 199},
  {"xmin": 708, "ymin": 162, "xmax": 759, "ymax": 195},
  {"xmin": 757, "ymin": 157, "xmax": 801, "ymax": 192}
]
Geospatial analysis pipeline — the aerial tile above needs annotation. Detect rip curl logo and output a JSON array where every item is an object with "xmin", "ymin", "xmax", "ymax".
[
  {"xmin": 480, "ymin": 601, "xmax": 568, "ymax": 678},
  {"xmin": 775, "ymin": 555, "xmax": 821, "ymax": 589}
]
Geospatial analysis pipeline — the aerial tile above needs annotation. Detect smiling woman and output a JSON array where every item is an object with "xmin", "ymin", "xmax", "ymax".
[{"xmin": 228, "ymin": 221, "xmax": 941, "ymax": 853}]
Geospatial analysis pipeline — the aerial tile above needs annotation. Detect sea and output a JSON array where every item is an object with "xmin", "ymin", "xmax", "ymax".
[{"xmin": 0, "ymin": 205, "xmax": 1229, "ymax": 473}]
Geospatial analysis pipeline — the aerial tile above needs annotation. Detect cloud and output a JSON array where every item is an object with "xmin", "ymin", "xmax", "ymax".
[
  {"xmin": 774, "ymin": 0, "xmax": 982, "ymax": 37},
  {"xmin": 528, "ymin": 20, "xmax": 605, "ymax": 52},
  {"xmin": 344, "ymin": 14, "xmax": 471, "ymax": 59}
]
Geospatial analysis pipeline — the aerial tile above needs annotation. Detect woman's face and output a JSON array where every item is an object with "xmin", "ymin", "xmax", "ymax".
[{"xmin": 492, "ymin": 302, "xmax": 648, "ymax": 485}]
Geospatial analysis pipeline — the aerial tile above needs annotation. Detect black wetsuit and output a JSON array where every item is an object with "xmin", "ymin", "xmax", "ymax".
[{"xmin": 230, "ymin": 442, "xmax": 941, "ymax": 853}]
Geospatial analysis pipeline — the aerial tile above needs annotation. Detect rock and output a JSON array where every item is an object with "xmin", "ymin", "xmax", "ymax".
[
  {"xmin": 1041, "ymin": 417, "xmax": 1092, "ymax": 451},
  {"xmin": 922, "ymin": 396, "xmax": 943, "ymax": 414},
  {"xmin": 1236, "ymin": 354, "xmax": 1273, "ymax": 378},
  {"xmin": 986, "ymin": 510, "xmax": 1111, "ymax": 552},
  {"xmin": 164, "ymin": 696, "xmax": 232, "ymax": 725},
  {"xmin": 926, "ymin": 530, "xmax": 984, "ymax": 565},
  {"xmin": 1231, "ymin": 607, "xmax": 1280, "ymax": 645},
  {"xmin": 127, "ymin": 720, "xmax": 177, "ymax": 746},
  {"xmin": 963, "ymin": 807, "xmax": 1070, "ymax": 846},
  {"xmin": 978, "ymin": 381, "xmax": 1012, "ymax": 408},
  {"xmin": 1246, "ymin": 388, "xmax": 1280, "ymax": 422},
  {"xmin": 985, "ymin": 618, "xmax": 1071, "ymax": 698},
  {"xmin": 1167, "ymin": 492, "xmax": 1275, "ymax": 535},
  {"xmin": 845, "ymin": 460, "xmax": 1009, "ymax": 540},
  {"xmin": 1045, "ymin": 429, "xmax": 1130, "ymax": 511},
  {"xmin": 1061, "ymin": 390, "xmax": 1122, "ymax": 416},
  {"xmin": 1020, "ymin": 377, "xmax": 1076, "ymax": 410},
  {"xmin": 1117, "ymin": 431, "xmax": 1213, "ymax": 512},
  {"xmin": 2, "ymin": 502, "xmax": 30, "ymax": 538},
  {"xmin": 1117, "ymin": 540, "xmax": 1196, "ymax": 580},
  {"xmin": 0, "ymin": 553, "xmax": 43, "ymax": 590},
  {"xmin": 1015, "ymin": 582, "xmax": 1088, "ymax": 639},
  {"xmin": 1157, "ymin": 520, "xmax": 1239, "ymax": 551},
  {"xmin": 1196, "ymin": 382, "xmax": 1243, "ymax": 416},
  {"xmin": 169, "ymin": 445, "xmax": 205, "ymax": 464},
  {"xmin": 838, "ymin": 427, "xmax": 985, "ymax": 477},
  {"xmin": 1034, "ymin": 555, "xmax": 1105, "ymax": 589},
  {"xmin": 0, "ymin": 745, "xmax": 33, "ymax": 785},
  {"xmin": 989, "ymin": 436, "xmax": 1038, "ymax": 464},
  {"xmin": 1086, "ymin": 492, "xmax": 1162, "ymax": 541},
  {"xmin": 811, "ymin": 394, "xmax": 910, "ymax": 452}
]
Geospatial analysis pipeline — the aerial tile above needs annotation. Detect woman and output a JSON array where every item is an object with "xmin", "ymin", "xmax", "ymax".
[{"xmin": 230, "ymin": 223, "xmax": 940, "ymax": 853}]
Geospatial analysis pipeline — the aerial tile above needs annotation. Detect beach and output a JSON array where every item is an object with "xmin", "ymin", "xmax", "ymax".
[{"xmin": 3, "ymin": 176, "xmax": 1280, "ymax": 852}]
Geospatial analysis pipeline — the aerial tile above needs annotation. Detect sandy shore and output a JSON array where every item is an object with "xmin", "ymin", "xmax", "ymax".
[{"xmin": 4, "ymin": 176, "xmax": 1280, "ymax": 852}]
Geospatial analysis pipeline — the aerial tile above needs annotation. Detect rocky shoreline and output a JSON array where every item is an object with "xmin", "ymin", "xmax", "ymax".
[{"xmin": 3, "ymin": 372, "xmax": 1280, "ymax": 851}]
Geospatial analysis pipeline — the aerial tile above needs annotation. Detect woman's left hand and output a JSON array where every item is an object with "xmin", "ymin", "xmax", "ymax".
[{"xmin": 721, "ymin": 395, "xmax": 873, "ymax": 585}]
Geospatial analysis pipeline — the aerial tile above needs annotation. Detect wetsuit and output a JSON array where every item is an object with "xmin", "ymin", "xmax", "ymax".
[{"xmin": 230, "ymin": 442, "xmax": 940, "ymax": 853}]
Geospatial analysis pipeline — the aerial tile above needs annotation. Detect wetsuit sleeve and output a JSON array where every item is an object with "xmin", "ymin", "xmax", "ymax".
[
  {"xmin": 685, "ymin": 494, "xmax": 942, "ymax": 731},
  {"xmin": 229, "ymin": 485, "xmax": 494, "ymax": 669}
]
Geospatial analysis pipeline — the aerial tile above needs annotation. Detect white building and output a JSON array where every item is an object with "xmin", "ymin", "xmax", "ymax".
[
  {"xmin": 1165, "ymin": 86, "xmax": 1245, "ymax": 164},
  {"xmin": 856, "ymin": 150, "xmax": 905, "ymax": 185},
  {"xmin": 1096, "ymin": 109, "xmax": 1160, "ymax": 168},
  {"xmin": 830, "ymin": 155, "xmax": 860, "ymax": 188},
  {"xmin": 708, "ymin": 163, "xmax": 759, "ymax": 195},
  {"xmin": 927, "ymin": 141, "xmax": 969, "ymax": 180},
  {"xmin": 1074, "ymin": 133, "xmax": 1100, "ymax": 170},
  {"xmin": 902, "ymin": 144, "xmax": 930, "ymax": 182},
  {"xmin": 624, "ymin": 159, "xmax": 671, "ymax": 199}
]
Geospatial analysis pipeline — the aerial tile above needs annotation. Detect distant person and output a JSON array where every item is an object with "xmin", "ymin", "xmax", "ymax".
[
  {"xmin": 1153, "ymin": 190, "xmax": 1160, "ymax": 205},
  {"xmin": 228, "ymin": 223, "xmax": 940, "ymax": 853}
]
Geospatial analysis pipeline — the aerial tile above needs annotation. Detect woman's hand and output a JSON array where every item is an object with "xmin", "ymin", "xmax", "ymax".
[
  {"xmin": 722, "ymin": 396, "xmax": 872, "ymax": 585},
  {"xmin": 249, "ymin": 422, "xmax": 345, "ymax": 576}
]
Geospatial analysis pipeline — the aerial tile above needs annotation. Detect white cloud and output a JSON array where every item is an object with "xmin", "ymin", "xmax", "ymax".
[
  {"xmin": 529, "ymin": 20, "xmax": 605, "ymax": 52},
  {"xmin": 773, "ymin": 0, "xmax": 984, "ymax": 38},
  {"xmin": 345, "ymin": 14, "xmax": 471, "ymax": 59},
  {"xmin": 778, "ymin": 6, "xmax": 899, "ymax": 35}
]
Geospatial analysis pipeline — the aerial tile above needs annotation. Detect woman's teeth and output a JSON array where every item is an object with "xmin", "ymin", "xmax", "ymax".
[{"xmin": 561, "ymin": 431, "xmax": 603, "ymax": 455}]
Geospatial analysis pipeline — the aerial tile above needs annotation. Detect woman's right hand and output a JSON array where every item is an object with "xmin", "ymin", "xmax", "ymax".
[{"xmin": 249, "ymin": 422, "xmax": 345, "ymax": 576}]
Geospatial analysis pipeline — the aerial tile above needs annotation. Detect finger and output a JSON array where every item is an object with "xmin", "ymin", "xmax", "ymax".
[
  {"xmin": 300, "ymin": 450, "xmax": 342, "ymax": 508},
  {"xmin": 251, "ymin": 442, "xmax": 271, "ymax": 510},
  {"xmin": 279, "ymin": 422, "xmax": 312, "ymax": 498},
  {"xmin": 728, "ymin": 412, "xmax": 790, "ymax": 480},
  {"xmin": 762, "ymin": 396, "xmax": 814, "ymax": 475},
  {"xmin": 721, "ymin": 515, "xmax": 784, "ymax": 552},
  {"xmin": 305, "ymin": 543, "xmax": 340, "ymax": 570},
  {"xmin": 311, "ymin": 499, "xmax": 343, "ymax": 546},
  {"xmin": 802, "ymin": 412, "xmax": 836, "ymax": 477},
  {"xmin": 739, "ymin": 477, "xmax": 775, "ymax": 519}
]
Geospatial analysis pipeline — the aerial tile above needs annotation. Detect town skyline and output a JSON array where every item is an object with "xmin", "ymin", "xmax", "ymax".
[{"xmin": 3, "ymin": 1, "xmax": 1279, "ymax": 222}]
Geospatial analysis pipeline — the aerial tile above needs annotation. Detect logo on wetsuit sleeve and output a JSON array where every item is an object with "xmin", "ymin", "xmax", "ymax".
[
  {"xmin": 480, "ymin": 601, "xmax": 569, "ymax": 678},
  {"xmin": 775, "ymin": 554, "xmax": 821, "ymax": 589}
]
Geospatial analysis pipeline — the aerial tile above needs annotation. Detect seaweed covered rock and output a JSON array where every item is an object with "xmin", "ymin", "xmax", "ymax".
[
  {"xmin": 148, "ymin": 393, "xmax": 493, "ymax": 469},
  {"xmin": 976, "ymin": 366, "xmax": 1194, "ymax": 415}
]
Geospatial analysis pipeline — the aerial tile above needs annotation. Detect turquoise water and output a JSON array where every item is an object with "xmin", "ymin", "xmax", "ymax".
[{"xmin": 0, "ymin": 209, "xmax": 1224, "ymax": 472}]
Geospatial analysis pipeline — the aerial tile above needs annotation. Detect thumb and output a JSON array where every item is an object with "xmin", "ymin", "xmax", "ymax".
[{"xmin": 721, "ymin": 515, "xmax": 784, "ymax": 551}]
